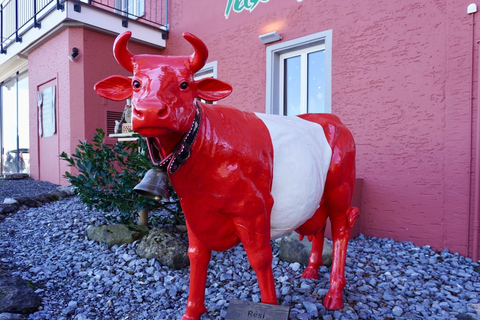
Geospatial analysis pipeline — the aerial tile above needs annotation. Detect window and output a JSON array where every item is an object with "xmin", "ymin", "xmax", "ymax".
[
  {"xmin": 106, "ymin": 110, "xmax": 124, "ymax": 135},
  {"xmin": 1, "ymin": 71, "xmax": 29, "ymax": 175},
  {"xmin": 115, "ymin": 0, "xmax": 145, "ymax": 19},
  {"xmin": 266, "ymin": 30, "xmax": 332, "ymax": 115},
  {"xmin": 194, "ymin": 61, "xmax": 217, "ymax": 80}
]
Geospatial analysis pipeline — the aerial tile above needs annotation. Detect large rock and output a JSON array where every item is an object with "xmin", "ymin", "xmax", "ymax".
[
  {"xmin": 31, "ymin": 193, "xmax": 59, "ymax": 204},
  {"xmin": 0, "ymin": 276, "xmax": 41, "ymax": 314},
  {"xmin": 12, "ymin": 197, "xmax": 41, "ymax": 208},
  {"xmin": 0, "ymin": 204, "xmax": 18, "ymax": 215},
  {"xmin": 87, "ymin": 224, "xmax": 149, "ymax": 247},
  {"xmin": 0, "ymin": 313, "xmax": 27, "ymax": 320},
  {"xmin": 3, "ymin": 174, "xmax": 29, "ymax": 180},
  {"xmin": 55, "ymin": 185, "xmax": 76, "ymax": 198},
  {"xmin": 278, "ymin": 232, "xmax": 333, "ymax": 267},
  {"xmin": 136, "ymin": 227, "xmax": 189, "ymax": 269},
  {"xmin": 0, "ymin": 262, "xmax": 8, "ymax": 277}
]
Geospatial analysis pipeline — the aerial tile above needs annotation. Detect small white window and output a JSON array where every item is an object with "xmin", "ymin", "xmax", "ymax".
[
  {"xmin": 115, "ymin": 0, "xmax": 145, "ymax": 19},
  {"xmin": 266, "ymin": 30, "xmax": 332, "ymax": 115},
  {"xmin": 194, "ymin": 61, "xmax": 217, "ymax": 80}
]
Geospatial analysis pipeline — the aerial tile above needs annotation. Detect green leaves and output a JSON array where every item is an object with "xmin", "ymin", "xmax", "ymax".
[{"xmin": 60, "ymin": 129, "xmax": 184, "ymax": 225}]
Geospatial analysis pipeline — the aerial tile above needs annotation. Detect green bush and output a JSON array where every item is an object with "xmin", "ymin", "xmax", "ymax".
[{"xmin": 60, "ymin": 128, "xmax": 184, "ymax": 225}]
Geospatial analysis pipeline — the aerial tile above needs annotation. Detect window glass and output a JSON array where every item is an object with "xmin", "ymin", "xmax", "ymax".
[
  {"xmin": 2, "ymin": 78, "xmax": 18, "ymax": 174},
  {"xmin": 115, "ymin": 0, "xmax": 144, "ymax": 18},
  {"xmin": 17, "ymin": 73, "xmax": 29, "ymax": 173},
  {"xmin": 283, "ymin": 55, "xmax": 301, "ymax": 116},
  {"xmin": 1, "ymin": 72, "xmax": 29, "ymax": 175},
  {"xmin": 307, "ymin": 50, "xmax": 325, "ymax": 114}
]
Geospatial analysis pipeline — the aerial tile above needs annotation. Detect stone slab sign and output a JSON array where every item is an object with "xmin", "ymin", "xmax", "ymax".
[{"xmin": 225, "ymin": 299, "xmax": 290, "ymax": 320}]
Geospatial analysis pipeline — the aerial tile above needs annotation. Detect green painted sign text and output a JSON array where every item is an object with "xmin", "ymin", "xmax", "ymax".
[{"xmin": 225, "ymin": 0, "xmax": 270, "ymax": 19}]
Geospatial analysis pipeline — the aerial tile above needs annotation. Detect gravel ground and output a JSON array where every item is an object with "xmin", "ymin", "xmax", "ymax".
[{"xmin": 1, "ymin": 180, "xmax": 480, "ymax": 320}]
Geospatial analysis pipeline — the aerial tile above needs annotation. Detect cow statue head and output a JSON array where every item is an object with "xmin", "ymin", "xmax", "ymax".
[{"xmin": 95, "ymin": 31, "xmax": 232, "ymax": 139}]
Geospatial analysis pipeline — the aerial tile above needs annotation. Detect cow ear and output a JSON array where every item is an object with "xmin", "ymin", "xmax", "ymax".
[
  {"xmin": 196, "ymin": 78, "xmax": 232, "ymax": 101},
  {"xmin": 94, "ymin": 75, "xmax": 132, "ymax": 101}
]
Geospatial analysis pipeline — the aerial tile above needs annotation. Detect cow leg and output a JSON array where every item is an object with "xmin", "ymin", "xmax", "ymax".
[
  {"xmin": 181, "ymin": 224, "xmax": 211, "ymax": 320},
  {"xmin": 302, "ymin": 234, "xmax": 325, "ymax": 279},
  {"xmin": 323, "ymin": 211, "xmax": 350, "ymax": 310},
  {"xmin": 296, "ymin": 205, "xmax": 329, "ymax": 279},
  {"xmin": 236, "ymin": 226, "xmax": 278, "ymax": 305}
]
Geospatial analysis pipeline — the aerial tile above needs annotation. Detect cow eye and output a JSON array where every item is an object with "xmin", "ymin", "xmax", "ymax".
[
  {"xmin": 133, "ymin": 80, "xmax": 141, "ymax": 89},
  {"xmin": 180, "ymin": 82, "xmax": 189, "ymax": 90}
]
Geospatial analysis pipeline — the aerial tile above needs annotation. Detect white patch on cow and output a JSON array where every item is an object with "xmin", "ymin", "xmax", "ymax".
[{"xmin": 254, "ymin": 113, "xmax": 332, "ymax": 239}]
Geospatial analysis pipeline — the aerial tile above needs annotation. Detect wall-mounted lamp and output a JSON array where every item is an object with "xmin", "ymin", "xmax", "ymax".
[
  {"xmin": 68, "ymin": 47, "xmax": 79, "ymax": 61},
  {"xmin": 468, "ymin": 3, "xmax": 477, "ymax": 14},
  {"xmin": 259, "ymin": 31, "xmax": 282, "ymax": 45}
]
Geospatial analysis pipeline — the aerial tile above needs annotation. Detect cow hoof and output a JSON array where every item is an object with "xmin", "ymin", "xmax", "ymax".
[
  {"xmin": 301, "ymin": 266, "xmax": 319, "ymax": 279},
  {"xmin": 180, "ymin": 306, "xmax": 207, "ymax": 320},
  {"xmin": 323, "ymin": 291, "xmax": 343, "ymax": 310}
]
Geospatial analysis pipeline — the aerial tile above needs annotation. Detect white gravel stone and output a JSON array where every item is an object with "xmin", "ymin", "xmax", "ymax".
[
  {"xmin": 289, "ymin": 262, "xmax": 301, "ymax": 271},
  {"xmin": 3, "ymin": 197, "xmax": 18, "ymax": 204}
]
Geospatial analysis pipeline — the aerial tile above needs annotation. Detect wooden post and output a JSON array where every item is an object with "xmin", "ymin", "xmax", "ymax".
[{"xmin": 138, "ymin": 209, "xmax": 149, "ymax": 226}]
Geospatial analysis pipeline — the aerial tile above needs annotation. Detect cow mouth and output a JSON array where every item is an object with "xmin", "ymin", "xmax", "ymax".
[
  {"xmin": 145, "ymin": 137, "xmax": 163, "ymax": 165},
  {"xmin": 134, "ymin": 127, "xmax": 167, "ymax": 137},
  {"xmin": 143, "ymin": 103, "xmax": 202, "ymax": 173}
]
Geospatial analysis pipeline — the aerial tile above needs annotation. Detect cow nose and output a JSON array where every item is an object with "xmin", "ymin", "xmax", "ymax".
[
  {"xmin": 133, "ymin": 106, "xmax": 167, "ymax": 120},
  {"xmin": 133, "ymin": 106, "xmax": 144, "ymax": 120}
]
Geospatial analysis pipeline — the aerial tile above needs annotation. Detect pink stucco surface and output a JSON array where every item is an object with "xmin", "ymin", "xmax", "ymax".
[
  {"xmin": 28, "ymin": 28, "xmax": 162, "ymax": 185},
  {"xmin": 29, "ymin": 28, "xmax": 75, "ymax": 186},
  {"xmin": 160, "ymin": 0, "xmax": 478, "ymax": 257},
  {"xmin": 83, "ymin": 29, "xmax": 163, "ymax": 144}
]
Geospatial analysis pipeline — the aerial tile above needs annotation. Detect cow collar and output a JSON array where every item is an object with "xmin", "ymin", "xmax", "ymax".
[{"xmin": 146, "ymin": 102, "xmax": 201, "ymax": 174}]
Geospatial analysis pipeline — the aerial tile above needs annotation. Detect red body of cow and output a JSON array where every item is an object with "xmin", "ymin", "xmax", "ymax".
[{"xmin": 95, "ymin": 31, "xmax": 359, "ymax": 320}]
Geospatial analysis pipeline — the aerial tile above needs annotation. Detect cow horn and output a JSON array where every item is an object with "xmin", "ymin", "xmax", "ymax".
[
  {"xmin": 113, "ymin": 31, "xmax": 134, "ymax": 73},
  {"xmin": 183, "ymin": 32, "xmax": 208, "ymax": 74}
]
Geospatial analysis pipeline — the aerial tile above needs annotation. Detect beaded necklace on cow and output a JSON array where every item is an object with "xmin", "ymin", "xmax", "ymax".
[{"xmin": 146, "ymin": 102, "xmax": 201, "ymax": 175}]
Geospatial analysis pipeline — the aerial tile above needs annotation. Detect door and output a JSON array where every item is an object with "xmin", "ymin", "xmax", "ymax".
[{"xmin": 38, "ymin": 78, "xmax": 60, "ymax": 184}]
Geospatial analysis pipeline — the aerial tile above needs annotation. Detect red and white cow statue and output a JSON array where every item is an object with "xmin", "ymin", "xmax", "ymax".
[{"xmin": 95, "ymin": 31, "xmax": 359, "ymax": 320}]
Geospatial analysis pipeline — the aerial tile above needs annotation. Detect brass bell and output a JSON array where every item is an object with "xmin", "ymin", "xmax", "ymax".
[{"xmin": 133, "ymin": 168, "xmax": 169, "ymax": 201}]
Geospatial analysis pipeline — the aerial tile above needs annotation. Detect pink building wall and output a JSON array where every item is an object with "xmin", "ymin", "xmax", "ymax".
[
  {"xmin": 28, "ymin": 28, "xmax": 162, "ymax": 185},
  {"xmin": 160, "ymin": 0, "xmax": 479, "ymax": 257},
  {"xmin": 82, "ymin": 29, "xmax": 163, "ymax": 143},
  {"xmin": 29, "ymin": 28, "xmax": 79, "ymax": 186}
]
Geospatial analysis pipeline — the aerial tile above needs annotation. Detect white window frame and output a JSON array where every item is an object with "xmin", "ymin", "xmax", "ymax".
[
  {"xmin": 194, "ymin": 61, "xmax": 218, "ymax": 80},
  {"xmin": 279, "ymin": 43, "xmax": 326, "ymax": 115},
  {"xmin": 266, "ymin": 30, "xmax": 332, "ymax": 115}
]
